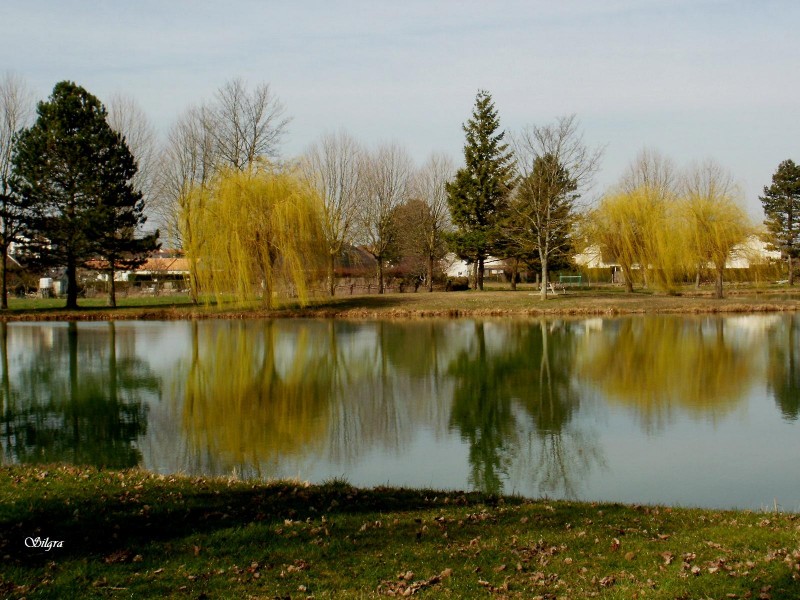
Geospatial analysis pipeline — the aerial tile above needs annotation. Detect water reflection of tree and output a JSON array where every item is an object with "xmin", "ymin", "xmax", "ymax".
[
  {"xmin": 0, "ymin": 322, "xmax": 155, "ymax": 468},
  {"xmin": 576, "ymin": 317, "xmax": 754, "ymax": 430},
  {"xmin": 448, "ymin": 320, "xmax": 597, "ymax": 496},
  {"xmin": 326, "ymin": 321, "xmax": 454, "ymax": 464},
  {"xmin": 180, "ymin": 321, "xmax": 336, "ymax": 476},
  {"xmin": 767, "ymin": 315, "xmax": 800, "ymax": 420}
]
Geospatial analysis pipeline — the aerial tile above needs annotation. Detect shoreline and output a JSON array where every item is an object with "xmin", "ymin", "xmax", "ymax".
[{"xmin": 1, "ymin": 288, "xmax": 799, "ymax": 321}]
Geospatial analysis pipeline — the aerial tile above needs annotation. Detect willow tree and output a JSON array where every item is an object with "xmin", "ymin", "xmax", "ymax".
[
  {"xmin": 680, "ymin": 161, "xmax": 750, "ymax": 299},
  {"xmin": 615, "ymin": 149, "xmax": 681, "ymax": 290},
  {"xmin": 583, "ymin": 188, "xmax": 666, "ymax": 292},
  {"xmin": 186, "ymin": 167, "xmax": 325, "ymax": 308}
]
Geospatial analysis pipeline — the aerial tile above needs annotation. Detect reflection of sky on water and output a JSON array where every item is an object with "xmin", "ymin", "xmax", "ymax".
[
  {"xmin": 2, "ymin": 315, "xmax": 799, "ymax": 511},
  {"xmin": 578, "ymin": 380, "xmax": 800, "ymax": 511}
]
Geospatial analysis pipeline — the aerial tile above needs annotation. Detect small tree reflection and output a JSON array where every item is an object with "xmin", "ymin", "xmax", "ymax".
[{"xmin": 767, "ymin": 315, "xmax": 800, "ymax": 421}]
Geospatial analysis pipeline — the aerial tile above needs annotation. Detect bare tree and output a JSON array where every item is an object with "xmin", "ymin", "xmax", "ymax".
[
  {"xmin": 106, "ymin": 93, "xmax": 159, "ymax": 206},
  {"xmin": 213, "ymin": 78, "xmax": 290, "ymax": 170},
  {"xmin": 619, "ymin": 147, "xmax": 678, "ymax": 199},
  {"xmin": 0, "ymin": 72, "xmax": 33, "ymax": 308},
  {"xmin": 410, "ymin": 153, "xmax": 454, "ymax": 291},
  {"xmin": 301, "ymin": 131, "xmax": 365, "ymax": 296},
  {"xmin": 512, "ymin": 115, "xmax": 602, "ymax": 299},
  {"xmin": 359, "ymin": 143, "xmax": 412, "ymax": 294},
  {"xmin": 155, "ymin": 104, "xmax": 218, "ymax": 302}
]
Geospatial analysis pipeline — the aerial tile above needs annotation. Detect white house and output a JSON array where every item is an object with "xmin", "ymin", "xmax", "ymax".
[
  {"xmin": 444, "ymin": 253, "xmax": 508, "ymax": 278},
  {"xmin": 574, "ymin": 235, "xmax": 781, "ymax": 271}
]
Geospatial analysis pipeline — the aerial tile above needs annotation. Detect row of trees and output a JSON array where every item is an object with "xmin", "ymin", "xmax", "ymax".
[
  {"xmin": 446, "ymin": 91, "xmax": 603, "ymax": 298},
  {"xmin": 581, "ymin": 152, "xmax": 800, "ymax": 298},
  {"xmin": 582, "ymin": 152, "xmax": 750, "ymax": 298},
  {"xmin": 2, "ymin": 73, "xmax": 798, "ymax": 308}
]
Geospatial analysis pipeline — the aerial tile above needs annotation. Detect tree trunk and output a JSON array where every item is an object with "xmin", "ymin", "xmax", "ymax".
[
  {"xmin": 109, "ymin": 322, "xmax": 117, "ymax": 403},
  {"xmin": 328, "ymin": 253, "xmax": 336, "ymax": 297},
  {"xmin": 0, "ymin": 248, "xmax": 7, "ymax": 310},
  {"xmin": 620, "ymin": 263, "xmax": 634, "ymax": 293},
  {"xmin": 540, "ymin": 257, "xmax": 549, "ymax": 301},
  {"xmin": 471, "ymin": 261, "xmax": 478, "ymax": 290},
  {"xmin": 377, "ymin": 259, "xmax": 384, "ymax": 294},
  {"xmin": 477, "ymin": 257, "xmax": 485, "ymax": 291},
  {"xmin": 66, "ymin": 254, "xmax": 79, "ymax": 309},
  {"xmin": 789, "ymin": 254, "xmax": 794, "ymax": 286},
  {"xmin": 714, "ymin": 266, "xmax": 724, "ymax": 299},
  {"xmin": 188, "ymin": 258, "xmax": 199, "ymax": 305},
  {"xmin": 510, "ymin": 258, "xmax": 518, "ymax": 291},
  {"xmin": 427, "ymin": 253, "xmax": 434, "ymax": 292},
  {"xmin": 107, "ymin": 266, "xmax": 117, "ymax": 308},
  {"xmin": 695, "ymin": 266, "xmax": 701, "ymax": 289}
]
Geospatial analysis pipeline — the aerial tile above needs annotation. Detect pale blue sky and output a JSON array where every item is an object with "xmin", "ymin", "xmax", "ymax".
[{"xmin": 3, "ymin": 0, "xmax": 798, "ymax": 215}]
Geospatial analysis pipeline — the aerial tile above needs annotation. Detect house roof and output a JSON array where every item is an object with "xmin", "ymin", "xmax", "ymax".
[{"xmin": 135, "ymin": 257, "xmax": 191, "ymax": 274}]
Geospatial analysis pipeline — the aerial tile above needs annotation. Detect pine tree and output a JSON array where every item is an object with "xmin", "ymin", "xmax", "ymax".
[
  {"xmin": 760, "ymin": 159, "xmax": 800, "ymax": 286},
  {"xmin": 11, "ymin": 81, "xmax": 157, "ymax": 308},
  {"xmin": 446, "ymin": 90, "xmax": 515, "ymax": 290}
]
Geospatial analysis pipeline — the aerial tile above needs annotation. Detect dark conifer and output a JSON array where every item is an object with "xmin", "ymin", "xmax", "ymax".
[
  {"xmin": 11, "ymin": 81, "xmax": 158, "ymax": 307},
  {"xmin": 760, "ymin": 159, "xmax": 800, "ymax": 285},
  {"xmin": 446, "ymin": 90, "xmax": 515, "ymax": 290}
]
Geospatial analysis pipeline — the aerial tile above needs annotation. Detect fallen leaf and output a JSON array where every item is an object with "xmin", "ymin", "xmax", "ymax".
[{"xmin": 599, "ymin": 575, "xmax": 616, "ymax": 587}]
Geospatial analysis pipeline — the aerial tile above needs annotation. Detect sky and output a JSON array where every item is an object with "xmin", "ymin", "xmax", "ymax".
[{"xmin": 3, "ymin": 0, "xmax": 798, "ymax": 217}]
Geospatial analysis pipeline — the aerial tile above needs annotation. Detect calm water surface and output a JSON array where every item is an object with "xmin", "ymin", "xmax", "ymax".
[{"xmin": 2, "ymin": 315, "xmax": 799, "ymax": 511}]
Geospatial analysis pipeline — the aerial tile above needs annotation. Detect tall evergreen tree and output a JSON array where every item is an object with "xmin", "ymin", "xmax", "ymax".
[
  {"xmin": 760, "ymin": 159, "xmax": 800, "ymax": 286},
  {"xmin": 446, "ymin": 90, "xmax": 515, "ymax": 290},
  {"xmin": 11, "ymin": 81, "xmax": 157, "ymax": 308}
]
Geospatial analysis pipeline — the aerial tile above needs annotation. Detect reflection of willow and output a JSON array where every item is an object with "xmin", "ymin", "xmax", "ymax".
[
  {"xmin": 576, "ymin": 317, "xmax": 753, "ymax": 430},
  {"xmin": 0, "ymin": 322, "xmax": 154, "ymax": 468},
  {"xmin": 767, "ymin": 315, "xmax": 800, "ymax": 420},
  {"xmin": 181, "ymin": 321, "xmax": 334, "ymax": 476},
  {"xmin": 448, "ymin": 320, "xmax": 599, "ymax": 496}
]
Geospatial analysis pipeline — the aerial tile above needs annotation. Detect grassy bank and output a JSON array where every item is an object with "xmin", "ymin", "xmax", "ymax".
[
  {"xmin": 1, "ymin": 466, "xmax": 798, "ymax": 599},
  {"xmin": 2, "ymin": 285, "xmax": 800, "ymax": 321}
]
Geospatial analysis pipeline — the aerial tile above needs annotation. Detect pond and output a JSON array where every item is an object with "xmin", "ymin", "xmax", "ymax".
[{"xmin": 2, "ymin": 315, "xmax": 799, "ymax": 511}]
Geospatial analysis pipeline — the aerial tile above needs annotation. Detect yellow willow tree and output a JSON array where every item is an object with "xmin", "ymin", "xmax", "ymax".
[
  {"xmin": 583, "ymin": 186, "xmax": 683, "ymax": 292},
  {"xmin": 185, "ymin": 166, "xmax": 326, "ymax": 307},
  {"xmin": 680, "ymin": 161, "xmax": 751, "ymax": 299}
]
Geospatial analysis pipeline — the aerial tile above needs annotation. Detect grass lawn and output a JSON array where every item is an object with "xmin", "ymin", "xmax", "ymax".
[
  {"xmin": 2, "ymin": 284, "xmax": 800, "ymax": 321},
  {"xmin": 1, "ymin": 466, "xmax": 798, "ymax": 599}
]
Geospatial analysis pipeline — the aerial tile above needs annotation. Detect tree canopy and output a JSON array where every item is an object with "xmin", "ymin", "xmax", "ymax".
[{"xmin": 11, "ymin": 81, "xmax": 157, "ymax": 308}]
